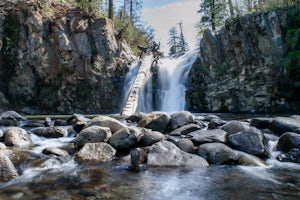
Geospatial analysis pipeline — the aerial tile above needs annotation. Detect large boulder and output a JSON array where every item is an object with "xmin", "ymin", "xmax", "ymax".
[
  {"xmin": 0, "ymin": 152, "xmax": 19, "ymax": 181},
  {"xmin": 270, "ymin": 117, "xmax": 300, "ymax": 135},
  {"xmin": 138, "ymin": 128, "xmax": 165, "ymax": 147},
  {"xmin": 197, "ymin": 143, "xmax": 266, "ymax": 166},
  {"xmin": 147, "ymin": 141, "xmax": 208, "ymax": 167},
  {"xmin": 170, "ymin": 124, "xmax": 202, "ymax": 136},
  {"xmin": 138, "ymin": 112, "xmax": 170, "ymax": 132},
  {"xmin": 75, "ymin": 142, "xmax": 116, "ymax": 162},
  {"xmin": 277, "ymin": 132, "xmax": 300, "ymax": 152},
  {"xmin": 227, "ymin": 127, "xmax": 268, "ymax": 157},
  {"xmin": 130, "ymin": 148, "xmax": 148, "ymax": 171},
  {"xmin": 42, "ymin": 147, "xmax": 69, "ymax": 157},
  {"xmin": 74, "ymin": 125, "xmax": 112, "ymax": 149},
  {"xmin": 1, "ymin": 110, "xmax": 26, "ymax": 120},
  {"xmin": 5, "ymin": 127, "xmax": 33, "ymax": 148},
  {"xmin": 220, "ymin": 120, "xmax": 247, "ymax": 135},
  {"xmin": 31, "ymin": 126, "xmax": 67, "ymax": 138},
  {"xmin": 197, "ymin": 143, "xmax": 239, "ymax": 165},
  {"xmin": 85, "ymin": 116, "xmax": 125, "ymax": 134},
  {"xmin": 169, "ymin": 111, "xmax": 194, "ymax": 130},
  {"xmin": 126, "ymin": 112, "xmax": 146, "ymax": 123},
  {"xmin": 188, "ymin": 129, "xmax": 227, "ymax": 145},
  {"xmin": 175, "ymin": 138, "xmax": 195, "ymax": 153},
  {"xmin": 109, "ymin": 127, "xmax": 142, "ymax": 151},
  {"xmin": 250, "ymin": 117, "xmax": 273, "ymax": 129}
]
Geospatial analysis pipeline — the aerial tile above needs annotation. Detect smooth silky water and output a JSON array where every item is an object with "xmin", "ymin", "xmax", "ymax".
[{"xmin": 1, "ymin": 52, "xmax": 300, "ymax": 199}]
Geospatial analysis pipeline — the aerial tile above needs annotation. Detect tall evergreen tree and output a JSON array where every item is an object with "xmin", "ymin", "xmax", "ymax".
[{"xmin": 198, "ymin": 0, "xmax": 227, "ymax": 32}]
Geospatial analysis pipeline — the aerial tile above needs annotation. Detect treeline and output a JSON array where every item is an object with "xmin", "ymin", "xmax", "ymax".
[
  {"xmin": 198, "ymin": 0, "xmax": 300, "ymax": 32},
  {"xmin": 71, "ymin": 0, "xmax": 154, "ymax": 54}
]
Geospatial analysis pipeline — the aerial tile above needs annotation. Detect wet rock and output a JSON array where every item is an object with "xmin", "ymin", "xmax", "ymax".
[
  {"xmin": 203, "ymin": 114, "xmax": 221, "ymax": 122},
  {"xmin": 169, "ymin": 111, "xmax": 194, "ymax": 130},
  {"xmin": 21, "ymin": 120, "xmax": 45, "ymax": 128},
  {"xmin": 138, "ymin": 111, "xmax": 170, "ymax": 132},
  {"xmin": 197, "ymin": 143, "xmax": 266, "ymax": 166},
  {"xmin": 1, "ymin": 110, "xmax": 26, "ymax": 120},
  {"xmin": 197, "ymin": 143, "xmax": 239, "ymax": 165},
  {"xmin": 188, "ymin": 129, "xmax": 227, "ymax": 145},
  {"xmin": 109, "ymin": 127, "xmax": 142, "ymax": 151},
  {"xmin": 220, "ymin": 120, "xmax": 247, "ymax": 135},
  {"xmin": 277, "ymin": 132, "xmax": 300, "ymax": 152},
  {"xmin": 138, "ymin": 128, "xmax": 165, "ymax": 147},
  {"xmin": 208, "ymin": 118, "xmax": 226, "ymax": 129},
  {"xmin": 31, "ymin": 126, "xmax": 66, "ymax": 138},
  {"xmin": 0, "ymin": 152, "xmax": 19, "ymax": 181},
  {"xmin": 75, "ymin": 142, "xmax": 116, "ymax": 162},
  {"xmin": 86, "ymin": 116, "xmax": 125, "ymax": 134},
  {"xmin": 42, "ymin": 147, "xmax": 69, "ymax": 157},
  {"xmin": 237, "ymin": 151, "xmax": 267, "ymax": 167},
  {"xmin": 250, "ymin": 117, "xmax": 273, "ymax": 129},
  {"xmin": 130, "ymin": 148, "xmax": 147, "ymax": 171},
  {"xmin": 5, "ymin": 127, "xmax": 33, "ymax": 148},
  {"xmin": 0, "ymin": 130, "xmax": 3, "ymax": 142},
  {"xmin": 74, "ymin": 126, "xmax": 112, "ymax": 149},
  {"xmin": 0, "ymin": 142, "xmax": 7, "ymax": 150},
  {"xmin": 277, "ymin": 148, "xmax": 300, "ymax": 163},
  {"xmin": 67, "ymin": 113, "xmax": 90, "ymax": 125},
  {"xmin": 44, "ymin": 117, "xmax": 52, "ymax": 127},
  {"xmin": 175, "ymin": 138, "xmax": 195, "ymax": 153},
  {"xmin": 126, "ymin": 112, "xmax": 146, "ymax": 123},
  {"xmin": 227, "ymin": 127, "xmax": 268, "ymax": 157},
  {"xmin": 170, "ymin": 124, "xmax": 202, "ymax": 136},
  {"xmin": 67, "ymin": 114, "xmax": 90, "ymax": 133},
  {"xmin": 270, "ymin": 117, "xmax": 300, "ymax": 135},
  {"xmin": 147, "ymin": 141, "xmax": 208, "ymax": 167}
]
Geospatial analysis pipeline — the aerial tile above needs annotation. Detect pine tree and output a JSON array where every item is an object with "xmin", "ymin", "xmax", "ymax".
[
  {"xmin": 198, "ymin": 0, "xmax": 227, "ymax": 32},
  {"xmin": 167, "ymin": 24, "xmax": 189, "ymax": 57}
]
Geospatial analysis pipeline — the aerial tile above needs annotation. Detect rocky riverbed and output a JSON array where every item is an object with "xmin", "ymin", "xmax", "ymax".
[{"xmin": 1, "ymin": 110, "xmax": 300, "ymax": 183}]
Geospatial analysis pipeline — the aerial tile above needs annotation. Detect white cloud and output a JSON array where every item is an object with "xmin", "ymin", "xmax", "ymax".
[{"xmin": 142, "ymin": 0, "xmax": 200, "ymax": 54}]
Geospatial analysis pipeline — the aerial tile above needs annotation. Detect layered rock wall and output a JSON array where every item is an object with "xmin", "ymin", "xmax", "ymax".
[
  {"xmin": 186, "ymin": 7, "xmax": 300, "ymax": 113},
  {"xmin": 0, "ymin": 0, "xmax": 135, "ymax": 114}
]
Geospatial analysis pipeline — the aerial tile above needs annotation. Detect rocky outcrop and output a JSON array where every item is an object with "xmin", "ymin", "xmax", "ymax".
[
  {"xmin": 186, "ymin": 7, "xmax": 300, "ymax": 113},
  {"xmin": 0, "ymin": 0, "xmax": 135, "ymax": 114}
]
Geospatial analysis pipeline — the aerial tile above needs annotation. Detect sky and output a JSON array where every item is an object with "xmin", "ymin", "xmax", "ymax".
[{"xmin": 141, "ymin": 0, "xmax": 200, "ymax": 54}]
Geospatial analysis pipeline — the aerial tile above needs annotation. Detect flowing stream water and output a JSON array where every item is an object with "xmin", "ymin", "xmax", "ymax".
[
  {"xmin": 1, "ymin": 53, "xmax": 300, "ymax": 199},
  {"xmin": 135, "ymin": 51, "xmax": 198, "ymax": 113}
]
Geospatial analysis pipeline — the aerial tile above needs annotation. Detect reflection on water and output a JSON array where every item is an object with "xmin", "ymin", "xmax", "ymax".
[{"xmin": 1, "ymin": 161, "xmax": 300, "ymax": 200}]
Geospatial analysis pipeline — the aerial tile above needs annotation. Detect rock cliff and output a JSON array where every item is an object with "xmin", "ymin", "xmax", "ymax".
[
  {"xmin": 186, "ymin": 7, "xmax": 300, "ymax": 113},
  {"xmin": 0, "ymin": 0, "xmax": 135, "ymax": 114}
]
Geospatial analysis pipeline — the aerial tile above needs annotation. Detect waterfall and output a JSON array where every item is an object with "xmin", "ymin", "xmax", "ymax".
[
  {"xmin": 136, "ymin": 50, "xmax": 198, "ymax": 113},
  {"xmin": 121, "ymin": 60, "xmax": 140, "ymax": 108}
]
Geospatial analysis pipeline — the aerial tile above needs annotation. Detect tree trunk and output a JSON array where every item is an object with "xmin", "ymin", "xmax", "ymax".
[
  {"xmin": 228, "ymin": 0, "xmax": 234, "ymax": 17},
  {"xmin": 130, "ymin": 0, "xmax": 133, "ymax": 21},
  {"xmin": 108, "ymin": 0, "xmax": 114, "ymax": 20},
  {"xmin": 211, "ymin": 0, "xmax": 216, "ymax": 32}
]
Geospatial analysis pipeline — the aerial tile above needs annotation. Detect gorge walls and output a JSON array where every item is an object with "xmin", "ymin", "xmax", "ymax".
[
  {"xmin": 0, "ymin": 0, "xmax": 135, "ymax": 114},
  {"xmin": 186, "ymin": 7, "xmax": 300, "ymax": 113}
]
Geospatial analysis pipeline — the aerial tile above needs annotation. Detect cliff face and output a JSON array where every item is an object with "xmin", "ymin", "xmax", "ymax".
[
  {"xmin": 186, "ymin": 7, "xmax": 300, "ymax": 113},
  {"xmin": 0, "ymin": 0, "xmax": 135, "ymax": 114}
]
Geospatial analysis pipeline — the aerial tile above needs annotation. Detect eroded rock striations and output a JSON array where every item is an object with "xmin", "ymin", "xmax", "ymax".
[
  {"xmin": 186, "ymin": 7, "xmax": 300, "ymax": 113},
  {"xmin": 0, "ymin": 0, "xmax": 135, "ymax": 114}
]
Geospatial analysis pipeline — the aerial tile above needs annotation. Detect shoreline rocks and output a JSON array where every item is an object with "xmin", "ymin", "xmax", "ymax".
[{"xmin": 1, "ymin": 110, "xmax": 300, "ymax": 183}]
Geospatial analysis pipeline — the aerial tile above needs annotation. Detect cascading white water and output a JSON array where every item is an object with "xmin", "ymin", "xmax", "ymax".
[
  {"xmin": 136, "ymin": 50, "xmax": 198, "ymax": 113},
  {"xmin": 121, "ymin": 60, "xmax": 140, "ymax": 108}
]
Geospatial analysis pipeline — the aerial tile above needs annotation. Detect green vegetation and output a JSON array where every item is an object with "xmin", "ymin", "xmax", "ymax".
[
  {"xmin": 197, "ymin": 0, "xmax": 300, "ymax": 34},
  {"xmin": 167, "ymin": 24, "xmax": 189, "ymax": 57},
  {"xmin": 1, "ymin": 14, "xmax": 20, "ymax": 66},
  {"xmin": 71, "ymin": 0, "xmax": 153, "ymax": 55}
]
